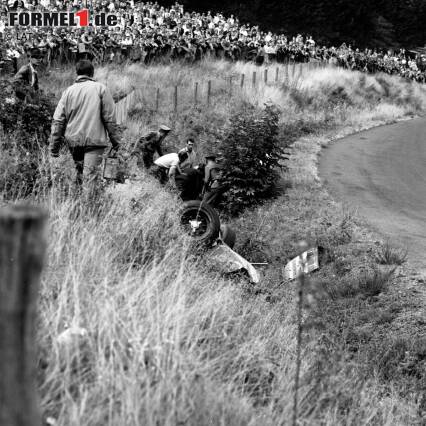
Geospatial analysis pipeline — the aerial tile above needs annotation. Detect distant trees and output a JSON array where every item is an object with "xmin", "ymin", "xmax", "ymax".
[{"xmin": 164, "ymin": 0, "xmax": 426, "ymax": 49}]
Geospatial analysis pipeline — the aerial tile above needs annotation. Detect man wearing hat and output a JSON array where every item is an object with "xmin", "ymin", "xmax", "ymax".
[
  {"xmin": 203, "ymin": 152, "xmax": 225, "ymax": 207},
  {"xmin": 13, "ymin": 47, "xmax": 41, "ymax": 101},
  {"xmin": 136, "ymin": 125, "xmax": 171, "ymax": 169}
]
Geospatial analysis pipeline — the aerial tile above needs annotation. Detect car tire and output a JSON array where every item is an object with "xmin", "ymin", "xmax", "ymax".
[{"xmin": 180, "ymin": 200, "xmax": 221, "ymax": 246}]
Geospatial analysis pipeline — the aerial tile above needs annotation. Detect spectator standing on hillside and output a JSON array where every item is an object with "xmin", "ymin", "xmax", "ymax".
[
  {"xmin": 13, "ymin": 47, "xmax": 41, "ymax": 101},
  {"xmin": 49, "ymin": 59, "xmax": 121, "ymax": 188},
  {"xmin": 136, "ymin": 125, "xmax": 171, "ymax": 169}
]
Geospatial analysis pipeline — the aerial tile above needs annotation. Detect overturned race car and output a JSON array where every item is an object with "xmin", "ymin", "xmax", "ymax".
[{"xmin": 180, "ymin": 200, "xmax": 260, "ymax": 284}]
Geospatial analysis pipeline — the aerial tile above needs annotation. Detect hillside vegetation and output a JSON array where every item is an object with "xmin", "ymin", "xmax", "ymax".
[{"xmin": 2, "ymin": 59, "xmax": 426, "ymax": 425}]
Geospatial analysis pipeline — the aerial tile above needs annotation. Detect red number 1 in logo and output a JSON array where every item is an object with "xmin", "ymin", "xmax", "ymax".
[{"xmin": 75, "ymin": 9, "xmax": 89, "ymax": 27}]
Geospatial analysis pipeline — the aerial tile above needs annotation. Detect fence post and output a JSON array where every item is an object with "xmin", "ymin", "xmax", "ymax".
[
  {"xmin": 252, "ymin": 71, "xmax": 256, "ymax": 87},
  {"xmin": 264, "ymin": 68, "xmax": 268, "ymax": 84},
  {"xmin": 240, "ymin": 73, "xmax": 245, "ymax": 88},
  {"xmin": 292, "ymin": 269, "xmax": 306, "ymax": 426},
  {"xmin": 120, "ymin": 101, "xmax": 125, "ymax": 124},
  {"xmin": 114, "ymin": 103, "xmax": 119, "ymax": 124},
  {"xmin": 115, "ymin": 102, "xmax": 121, "ymax": 125},
  {"xmin": 125, "ymin": 96, "xmax": 128, "ymax": 121},
  {"xmin": 285, "ymin": 61, "xmax": 289, "ymax": 83},
  {"xmin": 229, "ymin": 76, "xmax": 233, "ymax": 96},
  {"xmin": 156, "ymin": 88, "xmax": 160, "ymax": 112},
  {"xmin": 292, "ymin": 60, "xmax": 296, "ymax": 78},
  {"xmin": 125, "ymin": 91, "xmax": 132, "ymax": 120},
  {"xmin": 207, "ymin": 80, "xmax": 212, "ymax": 106},
  {"xmin": 275, "ymin": 66, "xmax": 279, "ymax": 82},
  {"xmin": 194, "ymin": 82, "xmax": 198, "ymax": 105},
  {"xmin": 173, "ymin": 85, "xmax": 178, "ymax": 113},
  {"xmin": 0, "ymin": 205, "xmax": 46, "ymax": 426}
]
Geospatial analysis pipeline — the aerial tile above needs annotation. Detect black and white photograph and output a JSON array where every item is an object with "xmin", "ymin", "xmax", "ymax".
[{"xmin": 0, "ymin": 0, "xmax": 425, "ymax": 425}]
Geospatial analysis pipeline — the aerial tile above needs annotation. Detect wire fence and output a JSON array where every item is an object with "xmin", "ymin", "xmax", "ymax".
[{"xmin": 114, "ymin": 60, "xmax": 327, "ymax": 124}]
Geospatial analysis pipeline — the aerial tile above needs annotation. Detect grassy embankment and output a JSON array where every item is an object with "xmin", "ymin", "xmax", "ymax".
[{"xmin": 2, "ymin": 59, "xmax": 425, "ymax": 425}]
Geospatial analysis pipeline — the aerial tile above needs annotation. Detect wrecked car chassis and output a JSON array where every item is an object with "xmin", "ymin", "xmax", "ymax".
[{"xmin": 180, "ymin": 200, "xmax": 260, "ymax": 283}]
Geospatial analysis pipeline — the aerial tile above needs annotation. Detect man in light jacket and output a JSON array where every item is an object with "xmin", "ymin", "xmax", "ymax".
[{"xmin": 50, "ymin": 59, "xmax": 121, "ymax": 186}]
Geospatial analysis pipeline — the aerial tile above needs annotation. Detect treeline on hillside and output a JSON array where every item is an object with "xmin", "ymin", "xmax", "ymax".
[{"xmin": 162, "ymin": 0, "xmax": 426, "ymax": 49}]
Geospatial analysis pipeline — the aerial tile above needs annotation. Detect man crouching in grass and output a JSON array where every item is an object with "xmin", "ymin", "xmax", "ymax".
[{"xmin": 49, "ymin": 59, "xmax": 121, "ymax": 192}]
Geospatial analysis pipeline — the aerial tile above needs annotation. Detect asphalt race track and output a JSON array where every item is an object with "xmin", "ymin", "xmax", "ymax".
[{"xmin": 319, "ymin": 117, "xmax": 426, "ymax": 270}]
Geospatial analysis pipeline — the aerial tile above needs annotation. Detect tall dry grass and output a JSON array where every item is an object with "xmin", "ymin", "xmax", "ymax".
[
  {"xmin": 35, "ymin": 184, "xmax": 420, "ymax": 426},
  {"xmin": 5, "ymin": 59, "xmax": 425, "ymax": 424}
]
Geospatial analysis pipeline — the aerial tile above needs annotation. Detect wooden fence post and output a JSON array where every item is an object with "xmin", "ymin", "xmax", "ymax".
[
  {"xmin": 121, "ymin": 101, "xmax": 125, "ymax": 124},
  {"xmin": 285, "ymin": 62, "xmax": 289, "ymax": 83},
  {"xmin": 124, "ymin": 93, "xmax": 130, "ymax": 121},
  {"xmin": 120, "ymin": 101, "xmax": 125, "ymax": 124},
  {"xmin": 0, "ymin": 205, "xmax": 46, "ymax": 426},
  {"xmin": 127, "ymin": 91, "xmax": 133, "ymax": 117},
  {"xmin": 155, "ymin": 88, "xmax": 160, "ymax": 112},
  {"xmin": 240, "ymin": 73, "xmax": 245, "ymax": 88},
  {"xmin": 292, "ymin": 269, "xmax": 306, "ymax": 426},
  {"xmin": 115, "ymin": 102, "xmax": 121, "ymax": 125},
  {"xmin": 194, "ymin": 82, "xmax": 198, "ymax": 105},
  {"xmin": 252, "ymin": 71, "xmax": 256, "ymax": 87},
  {"xmin": 114, "ymin": 103, "xmax": 119, "ymax": 124},
  {"xmin": 275, "ymin": 66, "xmax": 279, "ymax": 82},
  {"xmin": 292, "ymin": 60, "xmax": 296, "ymax": 78},
  {"xmin": 229, "ymin": 76, "xmax": 233, "ymax": 96},
  {"xmin": 207, "ymin": 80, "xmax": 212, "ymax": 106},
  {"xmin": 173, "ymin": 85, "xmax": 178, "ymax": 113},
  {"xmin": 264, "ymin": 68, "xmax": 268, "ymax": 84}
]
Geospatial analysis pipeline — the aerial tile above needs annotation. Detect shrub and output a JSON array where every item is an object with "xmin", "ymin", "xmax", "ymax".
[
  {"xmin": 357, "ymin": 267, "xmax": 395, "ymax": 297},
  {"xmin": 371, "ymin": 336, "xmax": 426, "ymax": 384},
  {"xmin": 218, "ymin": 103, "xmax": 285, "ymax": 215},
  {"xmin": 0, "ymin": 132, "xmax": 76, "ymax": 200},
  {"xmin": 0, "ymin": 78, "xmax": 57, "ymax": 198},
  {"xmin": 0, "ymin": 132, "xmax": 44, "ymax": 199},
  {"xmin": 0, "ymin": 79, "xmax": 55, "ymax": 147},
  {"xmin": 375, "ymin": 241, "xmax": 408, "ymax": 265}
]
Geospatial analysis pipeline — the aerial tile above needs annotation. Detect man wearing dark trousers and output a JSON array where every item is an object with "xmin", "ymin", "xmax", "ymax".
[
  {"xmin": 136, "ymin": 125, "xmax": 171, "ymax": 169},
  {"xmin": 13, "ymin": 47, "xmax": 41, "ymax": 101},
  {"xmin": 50, "ymin": 60, "xmax": 121, "ymax": 188},
  {"xmin": 203, "ymin": 153, "xmax": 225, "ymax": 206}
]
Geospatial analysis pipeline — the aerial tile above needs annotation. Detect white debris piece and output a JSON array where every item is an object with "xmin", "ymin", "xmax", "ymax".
[
  {"xmin": 284, "ymin": 247, "xmax": 319, "ymax": 280},
  {"xmin": 209, "ymin": 243, "xmax": 260, "ymax": 283}
]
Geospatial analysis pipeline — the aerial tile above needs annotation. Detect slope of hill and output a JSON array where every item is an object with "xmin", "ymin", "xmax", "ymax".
[{"xmin": 2, "ymin": 59, "xmax": 426, "ymax": 424}]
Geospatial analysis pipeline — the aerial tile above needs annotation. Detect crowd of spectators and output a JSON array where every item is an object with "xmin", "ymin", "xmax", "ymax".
[
  {"xmin": 330, "ymin": 44, "xmax": 426, "ymax": 83},
  {"xmin": 1, "ymin": 0, "xmax": 426, "ymax": 83}
]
